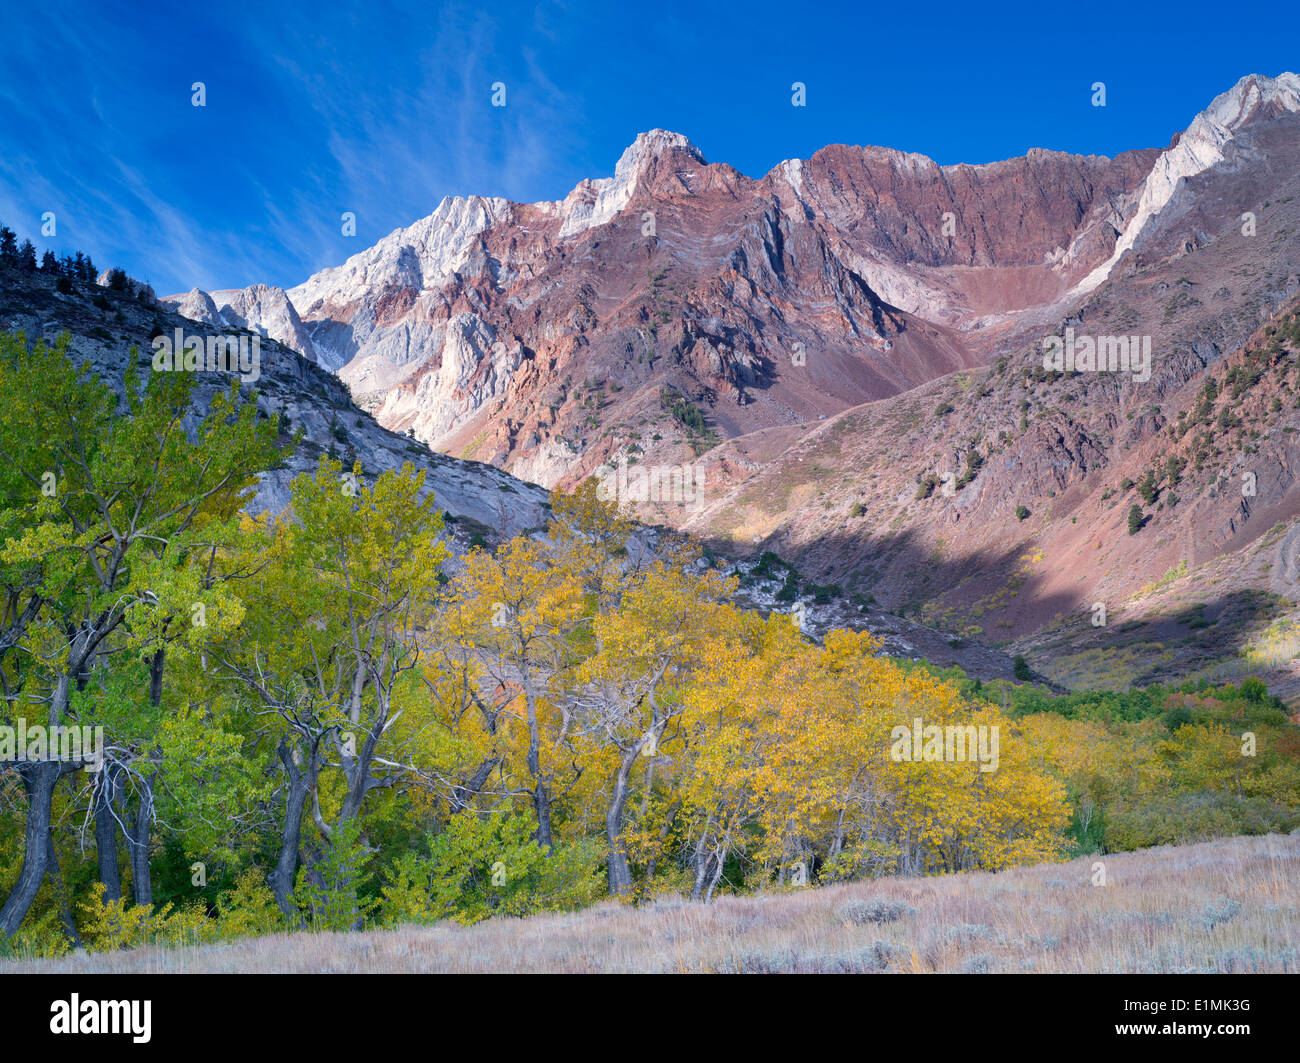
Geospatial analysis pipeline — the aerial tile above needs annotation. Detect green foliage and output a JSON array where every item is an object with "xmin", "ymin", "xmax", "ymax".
[
  {"xmin": 78, "ymin": 883, "xmax": 214, "ymax": 952},
  {"xmin": 1105, "ymin": 794, "xmax": 1300, "ymax": 850},
  {"xmin": 659, "ymin": 385, "xmax": 711, "ymax": 438},
  {"xmin": 2, "ymin": 327, "xmax": 1299, "ymax": 955},
  {"xmin": 955, "ymin": 449, "xmax": 983, "ymax": 489},
  {"xmin": 214, "ymin": 869, "xmax": 285, "ymax": 939},
  {"xmin": 294, "ymin": 818, "xmax": 379, "ymax": 931},
  {"xmin": 775, "ymin": 570, "xmax": 799, "ymax": 602},
  {"xmin": 1137, "ymin": 469, "xmax": 1158, "ymax": 505},
  {"xmin": 381, "ymin": 812, "xmax": 606, "ymax": 926}
]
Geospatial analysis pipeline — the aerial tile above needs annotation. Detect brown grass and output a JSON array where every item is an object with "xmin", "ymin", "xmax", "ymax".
[{"xmin": 9, "ymin": 834, "xmax": 1299, "ymax": 974}]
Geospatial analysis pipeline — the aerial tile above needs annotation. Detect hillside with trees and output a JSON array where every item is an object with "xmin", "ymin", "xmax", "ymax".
[{"xmin": 2, "ymin": 331, "xmax": 1298, "ymax": 958}]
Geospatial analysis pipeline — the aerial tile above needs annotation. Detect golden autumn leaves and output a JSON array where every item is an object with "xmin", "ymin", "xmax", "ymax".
[
  {"xmin": 402, "ymin": 480, "xmax": 1074, "ymax": 896},
  {"xmin": 227, "ymin": 464, "xmax": 1074, "ymax": 904},
  {"xmin": 1, "ymin": 331, "xmax": 1292, "ymax": 951}
]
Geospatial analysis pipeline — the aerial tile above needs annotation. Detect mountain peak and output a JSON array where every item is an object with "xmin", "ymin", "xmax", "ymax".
[
  {"xmin": 1200, "ymin": 71, "xmax": 1300, "ymax": 134},
  {"xmin": 554, "ymin": 130, "xmax": 705, "ymax": 239},
  {"xmin": 1075, "ymin": 71, "xmax": 1300, "ymax": 294},
  {"xmin": 615, "ymin": 129, "xmax": 706, "ymax": 174}
]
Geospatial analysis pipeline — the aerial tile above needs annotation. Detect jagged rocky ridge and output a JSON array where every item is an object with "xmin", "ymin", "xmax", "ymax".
[
  {"xmin": 145, "ymin": 72, "xmax": 1300, "ymax": 692},
  {"xmin": 0, "ymin": 269, "xmax": 550, "ymax": 542},
  {"xmin": 165, "ymin": 81, "xmax": 1300, "ymax": 490}
]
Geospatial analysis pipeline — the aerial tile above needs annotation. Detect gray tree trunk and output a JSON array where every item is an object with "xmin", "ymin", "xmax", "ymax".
[
  {"xmin": 0, "ymin": 761, "xmax": 62, "ymax": 938},
  {"xmin": 127, "ymin": 778, "xmax": 154, "ymax": 908},
  {"xmin": 522, "ymin": 675, "xmax": 553, "ymax": 852},
  {"xmin": 93, "ymin": 766, "xmax": 122, "ymax": 901},
  {"xmin": 689, "ymin": 822, "xmax": 714, "ymax": 901},
  {"xmin": 605, "ymin": 742, "xmax": 645, "ymax": 895},
  {"xmin": 267, "ymin": 738, "xmax": 314, "ymax": 922}
]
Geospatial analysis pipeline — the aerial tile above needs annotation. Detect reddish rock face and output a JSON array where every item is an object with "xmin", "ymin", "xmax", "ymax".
[
  {"xmin": 167, "ymin": 126, "xmax": 1166, "ymax": 490},
  {"xmin": 772, "ymin": 142, "xmax": 1157, "ymax": 276},
  {"xmin": 158, "ymin": 75, "xmax": 1300, "ymax": 676},
  {"xmin": 682, "ymin": 83, "xmax": 1300, "ymax": 657}
]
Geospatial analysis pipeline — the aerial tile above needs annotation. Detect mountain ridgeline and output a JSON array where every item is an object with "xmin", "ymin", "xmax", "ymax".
[{"xmin": 153, "ymin": 75, "xmax": 1300, "ymax": 685}]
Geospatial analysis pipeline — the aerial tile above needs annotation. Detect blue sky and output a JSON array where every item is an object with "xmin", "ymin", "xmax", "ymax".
[{"xmin": 1, "ymin": 0, "xmax": 1296, "ymax": 296}]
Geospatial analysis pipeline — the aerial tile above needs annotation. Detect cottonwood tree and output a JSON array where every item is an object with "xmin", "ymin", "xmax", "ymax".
[
  {"xmin": 217, "ymin": 457, "xmax": 446, "ymax": 919},
  {"xmin": 442, "ymin": 536, "xmax": 586, "ymax": 851},
  {"xmin": 674, "ymin": 612, "xmax": 802, "ymax": 899},
  {"xmin": 570, "ymin": 560, "xmax": 736, "ymax": 895},
  {"xmin": 0, "ymin": 332, "xmax": 278, "ymax": 939}
]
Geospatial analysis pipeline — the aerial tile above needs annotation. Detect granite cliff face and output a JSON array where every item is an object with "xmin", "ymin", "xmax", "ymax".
[
  {"xmin": 163, "ymin": 77, "xmax": 1300, "ymax": 496},
  {"xmin": 0, "ymin": 269, "xmax": 550, "ymax": 544},
  {"xmin": 168, "ymin": 283, "xmax": 327, "ymax": 368}
]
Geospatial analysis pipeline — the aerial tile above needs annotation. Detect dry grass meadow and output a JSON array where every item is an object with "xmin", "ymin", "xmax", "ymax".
[{"xmin": 9, "ymin": 834, "xmax": 1299, "ymax": 974}]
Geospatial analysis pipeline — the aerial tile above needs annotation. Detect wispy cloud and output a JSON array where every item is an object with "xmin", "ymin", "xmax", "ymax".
[
  {"xmin": 0, "ymin": 0, "xmax": 591, "ymax": 294},
  {"xmin": 1, "ymin": 0, "xmax": 1293, "ymax": 296}
]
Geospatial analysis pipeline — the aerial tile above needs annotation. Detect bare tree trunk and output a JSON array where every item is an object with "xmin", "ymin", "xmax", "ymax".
[
  {"xmin": 0, "ymin": 651, "xmax": 96, "ymax": 936},
  {"xmin": 828, "ymin": 809, "xmax": 847, "ymax": 863},
  {"xmin": 267, "ymin": 738, "xmax": 314, "ymax": 922},
  {"xmin": 689, "ymin": 817, "xmax": 715, "ymax": 901},
  {"xmin": 690, "ymin": 855, "xmax": 712, "ymax": 901},
  {"xmin": 705, "ymin": 843, "xmax": 728, "ymax": 902},
  {"xmin": 450, "ymin": 756, "xmax": 500, "ymax": 814},
  {"xmin": 522, "ymin": 677, "xmax": 553, "ymax": 851},
  {"xmin": 148, "ymin": 647, "xmax": 165, "ymax": 709},
  {"xmin": 0, "ymin": 761, "xmax": 61, "ymax": 938},
  {"xmin": 125, "ymin": 648, "xmax": 165, "ymax": 908},
  {"xmin": 531, "ymin": 776, "xmax": 554, "ymax": 851},
  {"xmin": 605, "ymin": 748, "xmax": 639, "ymax": 896},
  {"xmin": 777, "ymin": 840, "xmax": 791, "ymax": 885},
  {"xmin": 127, "ymin": 776, "xmax": 155, "ymax": 908},
  {"xmin": 93, "ymin": 765, "xmax": 122, "ymax": 901}
]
